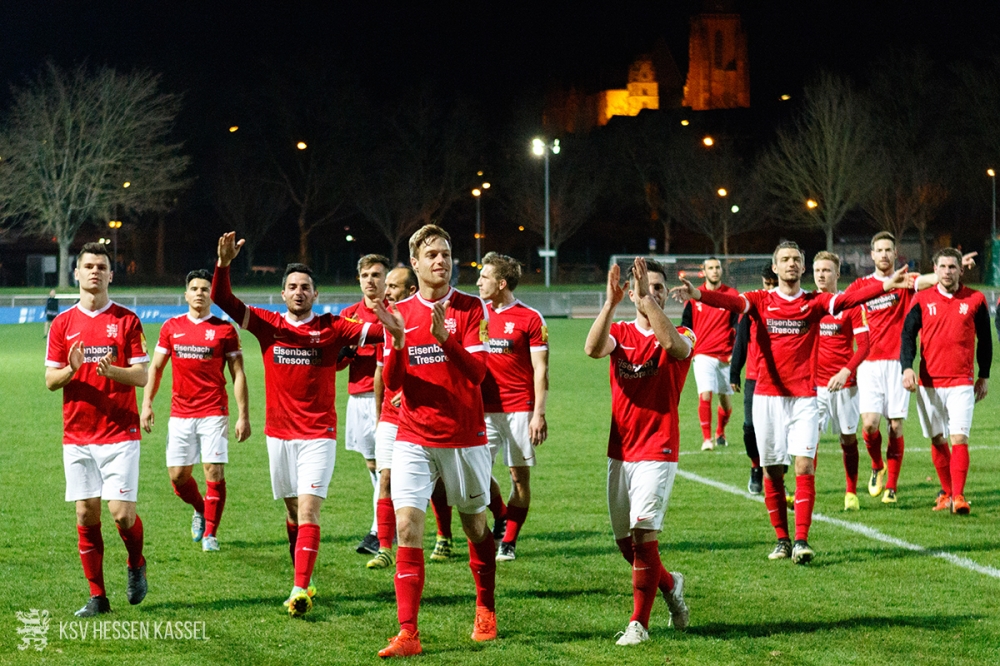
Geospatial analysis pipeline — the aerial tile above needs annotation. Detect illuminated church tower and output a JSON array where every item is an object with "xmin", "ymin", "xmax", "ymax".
[{"xmin": 683, "ymin": 1, "xmax": 750, "ymax": 110}]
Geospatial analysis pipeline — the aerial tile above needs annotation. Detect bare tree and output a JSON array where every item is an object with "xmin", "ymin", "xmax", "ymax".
[
  {"xmin": 756, "ymin": 74, "xmax": 878, "ymax": 251},
  {"xmin": 0, "ymin": 62, "xmax": 189, "ymax": 286},
  {"xmin": 354, "ymin": 88, "xmax": 481, "ymax": 264}
]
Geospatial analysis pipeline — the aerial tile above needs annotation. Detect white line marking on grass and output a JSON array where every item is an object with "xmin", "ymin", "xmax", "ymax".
[{"xmin": 676, "ymin": 469, "xmax": 1000, "ymax": 580}]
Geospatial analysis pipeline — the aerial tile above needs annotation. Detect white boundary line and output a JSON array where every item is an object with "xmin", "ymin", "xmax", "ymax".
[{"xmin": 676, "ymin": 469, "xmax": 1000, "ymax": 580}]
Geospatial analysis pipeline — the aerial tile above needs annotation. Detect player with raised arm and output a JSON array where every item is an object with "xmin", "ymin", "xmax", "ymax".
[
  {"xmin": 339, "ymin": 254, "xmax": 391, "ymax": 557},
  {"xmin": 811, "ymin": 252, "xmax": 870, "ymax": 511},
  {"xmin": 366, "ymin": 266, "xmax": 418, "ymax": 570},
  {"xmin": 585, "ymin": 257, "xmax": 692, "ymax": 646},
  {"xmin": 681, "ymin": 258, "xmax": 738, "ymax": 451},
  {"xmin": 901, "ymin": 248, "xmax": 991, "ymax": 515},
  {"xmin": 672, "ymin": 241, "xmax": 912, "ymax": 564},
  {"xmin": 477, "ymin": 252, "xmax": 549, "ymax": 562},
  {"xmin": 141, "ymin": 269, "xmax": 250, "ymax": 552},
  {"xmin": 45, "ymin": 242, "xmax": 150, "ymax": 617},
  {"xmin": 212, "ymin": 232, "xmax": 394, "ymax": 618},
  {"xmin": 376, "ymin": 225, "xmax": 496, "ymax": 658},
  {"xmin": 729, "ymin": 265, "xmax": 778, "ymax": 494}
]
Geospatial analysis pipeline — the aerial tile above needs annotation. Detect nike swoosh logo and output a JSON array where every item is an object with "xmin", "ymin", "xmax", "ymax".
[
  {"xmin": 404, "ymin": 327, "xmax": 420, "ymax": 334},
  {"xmin": 620, "ymin": 345, "xmax": 636, "ymax": 350},
  {"xmin": 302, "ymin": 547, "xmax": 318, "ymax": 553},
  {"xmin": 79, "ymin": 548, "xmax": 95, "ymax": 555},
  {"xmin": 633, "ymin": 566, "xmax": 651, "ymax": 571},
  {"xmin": 794, "ymin": 499, "xmax": 808, "ymax": 504},
  {"xmin": 767, "ymin": 306, "xmax": 780, "ymax": 311},
  {"xmin": 310, "ymin": 483, "xmax": 322, "ymax": 488},
  {"xmin": 469, "ymin": 492, "xmax": 485, "ymax": 500},
  {"xmin": 119, "ymin": 488, "xmax": 131, "ymax": 494},
  {"xmin": 397, "ymin": 573, "xmax": 418, "ymax": 579},
  {"xmin": 173, "ymin": 333, "xmax": 185, "ymax": 338},
  {"xmin": 67, "ymin": 332, "xmax": 81, "ymax": 340}
]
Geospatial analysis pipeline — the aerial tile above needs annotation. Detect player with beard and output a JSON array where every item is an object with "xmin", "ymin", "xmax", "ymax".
[
  {"xmin": 681, "ymin": 258, "xmax": 737, "ymax": 451},
  {"xmin": 672, "ymin": 242, "xmax": 912, "ymax": 564},
  {"xmin": 901, "ymin": 248, "xmax": 991, "ymax": 515}
]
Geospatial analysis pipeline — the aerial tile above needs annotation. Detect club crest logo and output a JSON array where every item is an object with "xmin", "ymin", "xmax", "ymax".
[
  {"xmin": 504, "ymin": 321, "xmax": 515, "ymax": 335},
  {"xmin": 16, "ymin": 609, "xmax": 49, "ymax": 651},
  {"xmin": 445, "ymin": 318, "xmax": 458, "ymax": 335},
  {"xmin": 205, "ymin": 329, "xmax": 216, "ymax": 341},
  {"xmin": 106, "ymin": 323, "xmax": 119, "ymax": 338}
]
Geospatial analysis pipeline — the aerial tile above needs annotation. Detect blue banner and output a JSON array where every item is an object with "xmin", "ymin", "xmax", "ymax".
[{"xmin": 1, "ymin": 302, "xmax": 348, "ymax": 325}]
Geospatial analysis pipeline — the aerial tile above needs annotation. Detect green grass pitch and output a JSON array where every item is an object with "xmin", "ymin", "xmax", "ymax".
[{"xmin": 2, "ymin": 317, "xmax": 999, "ymax": 665}]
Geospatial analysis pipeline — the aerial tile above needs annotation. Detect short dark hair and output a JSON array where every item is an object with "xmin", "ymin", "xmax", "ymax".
[
  {"xmin": 185, "ymin": 269, "xmax": 212, "ymax": 286},
  {"xmin": 932, "ymin": 247, "xmax": 963, "ymax": 266},
  {"xmin": 482, "ymin": 252, "xmax": 522, "ymax": 291},
  {"xmin": 629, "ymin": 259, "xmax": 667, "ymax": 286},
  {"xmin": 703, "ymin": 256, "xmax": 722, "ymax": 268},
  {"xmin": 772, "ymin": 241, "xmax": 802, "ymax": 264},
  {"xmin": 871, "ymin": 231, "xmax": 896, "ymax": 250},
  {"xmin": 77, "ymin": 242, "xmax": 110, "ymax": 264},
  {"xmin": 357, "ymin": 254, "xmax": 391, "ymax": 275},
  {"xmin": 282, "ymin": 263, "xmax": 315, "ymax": 288},
  {"xmin": 760, "ymin": 264, "xmax": 778, "ymax": 281},
  {"xmin": 389, "ymin": 266, "xmax": 418, "ymax": 292}
]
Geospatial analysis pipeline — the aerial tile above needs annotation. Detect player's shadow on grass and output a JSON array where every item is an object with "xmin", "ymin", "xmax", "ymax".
[
  {"xmin": 688, "ymin": 613, "xmax": 983, "ymax": 639},
  {"xmin": 504, "ymin": 587, "xmax": 611, "ymax": 601},
  {"xmin": 529, "ymin": 529, "xmax": 607, "ymax": 542}
]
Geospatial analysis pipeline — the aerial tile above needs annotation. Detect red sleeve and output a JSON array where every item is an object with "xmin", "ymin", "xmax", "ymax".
[
  {"xmin": 699, "ymin": 289, "xmax": 748, "ymax": 313},
  {"xmin": 222, "ymin": 324, "xmax": 241, "ymax": 356},
  {"xmin": 832, "ymin": 280, "xmax": 885, "ymax": 313},
  {"xmin": 846, "ymin": 330, "xmax": 870, "ymax": 375},
  {"xmin": 382, "ymin": 343, "xmax": 405, "ymax": 392},
  {"xmin": 528, "ymin": 312, "xmax": 548, "ymax": 349},
  {"xmin": 211, "ymin": 264, "xmax": 248, "ymax": 327},
  {"xmin": 125, "ymin": 315, "xmax": 149, "ymax": 364}
]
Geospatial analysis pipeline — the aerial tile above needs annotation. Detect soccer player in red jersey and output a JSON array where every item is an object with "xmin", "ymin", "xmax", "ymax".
[
  {"xmin": 730, "ymin": 265, "xmax": 778, "ymax": 494},
  {"xmin": 366, "ymin": 266, "xmax": 418, "ymax": 570},
  {"xmin": 811, "ymin": 252, "xmax": 870, "ymax": 512},
  {"xmin": 681, "ymin": 258, "xmax": 738, "ymax": 451},
  {"xmin": 901, "ymin": 248, "xmax": 991, "ymax": 515},
  {"xmin": 377, "ymin": 225, "xmax": 496, "ymax": 658},
  {"xmin": 477, "ymin": 252, "xmax": 549, "ymax": 562},
  {"xmin": 585, "ymin": 257, "xmax": 692, "ymax": 645},
  {"xmin": 45, "ymin": 242, "xmax": 150, "ymax": 617},
  {"xmin": 141, "ymin": 269, "xmax": 250, "ymax": 552},
  {"xmin": 673, "ymin": 242, "xmax": 912, "ymax": 563},
  {"xmin": 339, "ymin": 254, "xmax": 391, "ymax": 556},
  {"xmin": 212, "ymin": 232, "xmax": 393, "ymax": 618}
]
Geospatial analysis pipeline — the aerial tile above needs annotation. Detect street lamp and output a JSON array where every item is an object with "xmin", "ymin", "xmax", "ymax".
[
  {"xmin": 108, "ymin": 220, "xmax": 122, "ymax": 270},
  {"xmin": 806, "ymin": 198, "xmax": 819, "ymax": 209},
  {"xmin": 471, "ymin": 180, "xmax": 491, "ymax": 266},
  {"xmin": 532, "ymin": 137, "xmax": 560, "ymax": 288},
  {"xmin": 989, "ymin": 169, "xmax": 996, "ymax": 239}
]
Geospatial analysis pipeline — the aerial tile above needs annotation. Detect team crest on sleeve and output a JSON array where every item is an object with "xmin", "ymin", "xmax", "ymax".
[
  {"xmin": 106, "ymin": 323, "xmax": 119, "ymax": 338},
  {"xmin": 343, "ymin": 315, "xmax": 361, "ymax": 324},
  {"xmin": 678, "ymin": 326, "xmax": 697, "ymax": 345},
  {"xmin": 139, "ymin": 332, "xmax": 147, "ymax": 353},
  {"xmin": 478, "ymin": 318, "xmax": 489, "ymax": 342},
  {"xmin": 540, "ymin": 325, "xmax": 548, "ymax": 343}
]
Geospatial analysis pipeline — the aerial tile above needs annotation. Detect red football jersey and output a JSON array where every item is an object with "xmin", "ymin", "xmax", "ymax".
[
  {"xmin": 689, "ymin": 283, "xmax": 737, "ymax": 359},
  {"xmin": 339, "ymin": 300, "xmax": 383, "ymax": 395},
  {"xmin": 383, "ymin": 288, "xmax": 490, "ymax": 448},
  {"xmin": 375, "ymin": 342, "xmax": 401, "ymax": 426},
  {"xmin": 845, "ymin": 273, "xmax": 914, "ymax": 361},
  {"xmin": 45, "ymin": 302, "xmax": 149, "ymax": 445},
  {"xmin": 155, "ymin": 314, "xmax": 241, "ymax": 418},
  {"xmin": 480, "ymin": 300, "xmax": 548, "ymax": 413},
  {"xmin": 813, "ymin": 306, "xmax": 868, "ymax": 388},
  {"xmin": 606, "ymin": 321, "xmax": 695, "ymax": 462},
  {"xmin": 912, "ymin": 285, "xmax": 988, "ymax": 387}
]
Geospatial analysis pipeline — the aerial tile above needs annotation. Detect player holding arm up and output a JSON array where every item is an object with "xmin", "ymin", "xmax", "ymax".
[{"xmin": 585, "ymin": 258, "xmax": 693, "ymax": 646}]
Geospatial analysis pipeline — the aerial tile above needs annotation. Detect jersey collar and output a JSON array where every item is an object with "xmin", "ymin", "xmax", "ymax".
[
  {"xmin": 630, "ymin": 319, "xmax": 655, "ymax": 336},
  {"xmin": 416, "ymin": 287, "xmax": 455, "ymax": 308},
  {"xmin": 773, "ymin": 288, "xmax": 805, "ymax": 302},
  {"xmin": 186, "ymin": 313, "xmax": 212, "ymax": 324},
  {"xmin": 492, "ymin": 298, "xmax": 521, "ymax": 314},
  {"xmin": 936, "ymin": 284, "xmax": 955, "ymax": 298},
  {"xmin": 75, "ymin": 300, "xmax": 114, "ymax": 318},
  {"xmin": 284, "ymin": 311, "xmax": 316, "ymax": 326}
]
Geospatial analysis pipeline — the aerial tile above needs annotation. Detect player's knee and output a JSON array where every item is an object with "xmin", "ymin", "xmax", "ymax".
[
  {"xmin": 168, "ymin": 466, "xmax": 192, "ymax": 485},
  {"xmin": 203, "ymin": 463, "xmax": 224, "ymax": 482}
]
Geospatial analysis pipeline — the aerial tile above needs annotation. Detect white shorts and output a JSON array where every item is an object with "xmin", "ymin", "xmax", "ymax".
[
  {"xmin": 486, "ymin": 412, "xmax": 536, "ymax": 468},
  {"xmin": 166, "ymin": 415, "xmax": 229, "ymax": 467},
  {"xmin": 753, "ymin": 395, "xmax": 819, "ymax": 466},
  {"xmin": 64, "ymin": 441, "xmax": 141, "ymax": 502},
  {"xmin": 345, "ymin": 393, "xmax": 377, "ymax": 459},
  {"xmin": 816, "ymin": 387, "xmax": 860, "ymax": 436},
  {"xmin": 266, "ymin": 437, "xmax": 336, "ymax": 500},
  {"xmin": 693, "ymin": 355, "xmax": 734, "ymax": 395},
  {"xmin": 607, "ymin": 458, "xmax": 677, "ymax": 540},
  {"xmin": 374, "ymin": 421, "xmax": 398, "ymax": 473},
  {"xmin": 916, "ymin": 385, "xmax": 975, "ymax": 439},
  {"xmin": 857, "ymin": 360, "xmax": 910, "ymax": 420},
  {"xmin": 391, "ymin": 441, "xmax": 491, "ymax": 514}
]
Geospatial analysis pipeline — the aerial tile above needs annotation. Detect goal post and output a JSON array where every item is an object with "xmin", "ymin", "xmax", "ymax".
[{"xmin": 608, "ymin": 254, "xmax": 774, "ymax": 290}]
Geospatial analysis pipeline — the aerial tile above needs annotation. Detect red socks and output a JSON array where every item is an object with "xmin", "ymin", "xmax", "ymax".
[
  {"xmin": 793, "ymin": 475, "xmax": 816, "ymax": 541},
  {"xmin": 488, "ymin": 490, "xmax": 507, "ymax": 525},
  {"xmin": 842, "ymin": 441, "xmax": 859, "ymax": 494},
  {"xmin": 116, "ymin": 515, "xmax": 145, "ymax": 569},
  {"xmin": 431, "ymin": 489, "xmax": 452, "ymax": 539},
  {"xmin": 502, "ymin": 504, "xmax": 529, "ymax": 544},
  {"xmin": 616, "ymin": 537, "xmax": 674, "ymax": 596},
  {"xmin": 931, "ymin": 441, "xmax": 953, "ymax": 495},
  {"xmin": 204, "ymin": 480, "xmax": 226, "ymax": 538},
  {"xmin": 698, "ymin": 397, "xmax": 712, "ymax": 440},
  {"xmin": 293, "ymin": 523, "xmax": 320, "ymax": 589},
  {"xmin": 377, "ymin": 498, "xmax": 396, "ymax": 550},
  {"xmin": 716, "ymin": 406, "xmax": 732, "ymax": 438},
  {"xmin": 468, "ymin": 537, "xmax": 497, "ymax": 611},
  {"xmin": 886, "ymin": 434, "xmax": 904, "ymax": 491},
  {"xmin": 863, "ymin": 429, "xmax": 884, "ymax": 469},
  {"xmin": 630, "ymin": 541, "xmax": 662, "ymax": 628},
  {"xmin": 286, "ymin": 521, "xmax": 298, "ymax": 566},
  {"xmin": 172, "ymin": 477, "xmax": 205, "ymax": 515},
  {"xmin": 77, "ymin": 524, "xmax": 106, "ymax": 597},
  {"xmin": 951, "ymin": 444, "xmax": 969, "ymax": 497},
  {"xmin": 763, "ymin": 477, "xmax": 789, "ymax": 540},
  {"xmin": 395, "ymin": 547, "xmax": 425, "ymax": 633}
]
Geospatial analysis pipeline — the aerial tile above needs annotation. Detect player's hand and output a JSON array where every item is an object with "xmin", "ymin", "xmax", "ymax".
[
  {"xmin": 974, "ymin": 377, "xmax": 988, "ymax": 402},
  {"xmin": 884, "ymin": 265, "xmax": 915, "ymax": 291},
  {"xmin": 96, "ymin": 352, "xmax": 115, "ymax": 378},
  {"xmin": 669, "ymin": 277, "xmax": 701, "ymax": 304},
  {"xmin": 902, "ymin": 368, "xmax": 918, "ymax": 393},
  {"xmin": 374, "ymin": 300, "xmax": 406, "ymax": 349},
  {"xmin": 633, "ymin": 258, "xmax": 650, "ymax": 300},
  {"xmin": 217, "ymin": 232, "xmax": 245, "ymax": 267},
  {"xmin": 605, "ymin": 264, "xmax": 625, "ymax": 308},
  {"xmin": 827, "ymin": 368, "xmax": 851, "ymax": 392},
  {"xmin": 430, "ymin": 299, "xmax": 450, "ymax": 344},
  {"xmin": 963, "ymin": 251, "xmax": 978, "ymax": 270},
  {"xmin": 390, "ymin": 393, "xmax": 402, "ymax": 408},
  {"xmin": 140, "ymin": 405, "xmax": 154, "ymax": 433},
  {"xmin": 67, "ymin": 340, "xmax": 85, "ymax": 373},
  {"xmin": 235, "ymin": 415, "xmax": 251, "ymax": 442},
  {"xmin": 529, "ymin": 413, "xmax": 548, "ymax": 446},
  {"xmin": 730, "ymin": 382, "xmax": 741, "ymax": 393}
]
